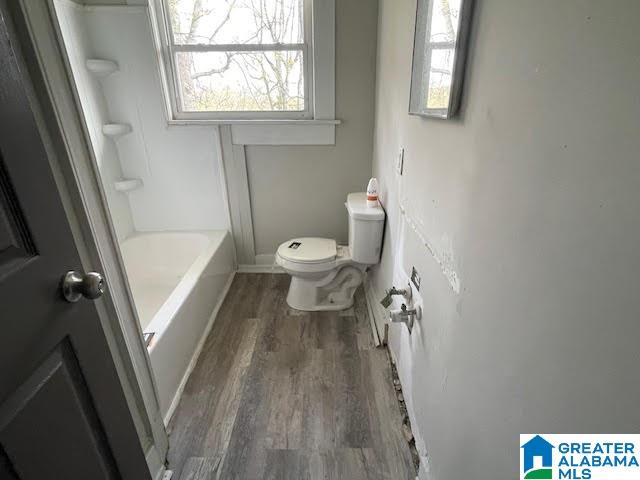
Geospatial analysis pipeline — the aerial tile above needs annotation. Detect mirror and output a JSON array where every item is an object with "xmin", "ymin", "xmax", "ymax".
[{"xmin": 409, "ymin": 0, "xmax": 474, "ymax": 119}]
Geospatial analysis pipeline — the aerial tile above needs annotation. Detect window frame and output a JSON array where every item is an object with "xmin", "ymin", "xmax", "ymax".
[{"xmin": 158, "ymin": 0, "xmax": 315, "ymax": 121}]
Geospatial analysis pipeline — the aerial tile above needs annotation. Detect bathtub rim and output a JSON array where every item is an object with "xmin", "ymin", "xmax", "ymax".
[{"xmin": 120, "ymin": 230, "xmax": 229, "ymax": 352}]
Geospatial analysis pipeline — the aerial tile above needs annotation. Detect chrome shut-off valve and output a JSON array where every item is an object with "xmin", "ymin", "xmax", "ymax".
[
  {"xmin": 389, "ymin": 303, "xmax": 422, "ymax": 334},
  {"xmin": 380, "ymin": 285, "xmax": 411, "ymax": 308},
  {"xmin": 380, "ymin": 282, "xmax": 420, "ymax": 334}
]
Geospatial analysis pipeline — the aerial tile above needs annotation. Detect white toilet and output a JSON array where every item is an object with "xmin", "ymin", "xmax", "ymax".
[{"xmin": 276, "ymin": 192, "xmax": 385, "ymax": 311}]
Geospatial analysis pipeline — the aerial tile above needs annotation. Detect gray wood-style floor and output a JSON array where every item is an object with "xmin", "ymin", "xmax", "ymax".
[{"xmin": 167, "ymin": 273, "xmax": 416, "ymax": 480}]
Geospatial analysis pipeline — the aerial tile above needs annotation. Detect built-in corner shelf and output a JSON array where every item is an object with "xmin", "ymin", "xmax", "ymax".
[
  {"xmin": 86, "ymin": 59, "xmax": 119, "ymax": 77},
  {"xmin": 102, "ymin": 123, "xmax": 132, "ymax": 138},
  {"xmin": 114, "ymin": 178, "xmax": 142, "ymax": 193}
]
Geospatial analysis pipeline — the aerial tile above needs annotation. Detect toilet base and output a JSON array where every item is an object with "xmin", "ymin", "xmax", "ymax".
[{"xmin": 285, "ymin": 265, "xmax": 366, "ymax": 311}]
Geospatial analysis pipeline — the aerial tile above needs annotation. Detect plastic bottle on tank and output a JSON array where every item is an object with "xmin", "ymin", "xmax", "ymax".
[{"xmin": 366, "ymin": 177, "xmax": 379, "ymax": 207}]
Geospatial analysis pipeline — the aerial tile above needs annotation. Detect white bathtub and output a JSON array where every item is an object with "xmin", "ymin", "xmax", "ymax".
[{"xmin": 120, "ymin": 231, "xmax": 235, "ymax": 422}]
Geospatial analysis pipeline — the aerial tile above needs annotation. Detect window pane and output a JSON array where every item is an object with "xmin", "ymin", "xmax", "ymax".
[
  {"xmin": 169, "ymin": 0, "xmax": 303, "ymax": 45},
  {"xmin": 425, "ymin": 48, "xmax": 454, "ymax": 109},
  {"xmin": 176, "ymin": 50, "xmax": 305, "ymax": 112},
  {"xmin": 429, "ymin": 0, "xmax": 461, "ymax": 43}
]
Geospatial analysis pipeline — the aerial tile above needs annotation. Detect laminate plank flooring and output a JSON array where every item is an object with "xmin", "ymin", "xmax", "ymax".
[{"xmin": 167, "ymin": 273, "xmax": 415, "ymax": 480}]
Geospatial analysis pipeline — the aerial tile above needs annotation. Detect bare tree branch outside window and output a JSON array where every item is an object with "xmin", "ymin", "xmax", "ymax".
[
  {"xmin": 167, "ymin": 0, "xmax": 306, "ymax": 113},
  {"xmin": 425, "ymin": 0, "xmax": 459, "ymax": 109}
]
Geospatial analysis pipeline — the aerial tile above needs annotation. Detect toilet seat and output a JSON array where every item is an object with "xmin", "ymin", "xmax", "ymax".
[{"xmin": 277, "ymin": 237, "xmax": 337, "ymax": 268}]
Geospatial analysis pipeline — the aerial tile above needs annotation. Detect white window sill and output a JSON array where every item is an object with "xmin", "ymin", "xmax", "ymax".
[
  {"xmin": 166, "ymin": 118, "xmax": 341, "ymax": 126},
  {"xmin": 167, "ymin": 119, "xmax": 340, "ymax": 146}
]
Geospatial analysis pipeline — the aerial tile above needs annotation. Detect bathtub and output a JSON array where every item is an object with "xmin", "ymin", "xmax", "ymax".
[{"xmin": 120, "ymin": 231, "xmax": 235, "ymax": 423}]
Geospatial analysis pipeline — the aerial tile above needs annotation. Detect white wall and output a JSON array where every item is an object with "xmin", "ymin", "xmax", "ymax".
[
  {"xmin": 55, "ymin": 0, "xmax": 135, "ymax": 242},
  {"xmin": 56, "ymin": 2, "xmax": 229, "ymax": 236},
  {"xmin": 246, "ymin": 0, "xmax": 378, "ymax": 255},
  {"xmin": 83, "ymin": 7, "xmax": 229, "ymax": 233},
  {"xmin": 372, "ymin": 1, "xmax": 640, "ymax": 479}
]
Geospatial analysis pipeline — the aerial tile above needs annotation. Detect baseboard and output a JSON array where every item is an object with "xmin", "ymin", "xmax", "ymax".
[
  {"xmin": 238, "ymin": 254, "xmax": 285, "ymax": 273},
  {"xmin": 163, "ymin": 271, "xmax": 236, "ymax": 425},
  {"xmin": 386, "ymin": 345, "xmax": 431, "ymax": 480},
  {"xmin": 364, "ymin": 276, "xmax": 388, "ymax": 346},
  {"xmin": 237, "ymin": 263, "xmax": 285, "ymax": 273},
  {"xmin": 146, "ymin": 444, "xmax": 166, "ymax": 480},
  {"xmin": 152, "ymin": 466, "xmax": 166, "ymax": 480},
  {"xmin": 417, "ymin": 465, "xmax": 431, "ymax": 480},
  {"xmin": 255, "ymin": 253, "xmax": 275, "ymax": 265}
]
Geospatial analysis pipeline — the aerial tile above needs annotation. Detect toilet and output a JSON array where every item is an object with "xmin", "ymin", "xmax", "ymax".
[{"xmin": 276, "ymin": 192, "xmax": 385, "ymax": 311}]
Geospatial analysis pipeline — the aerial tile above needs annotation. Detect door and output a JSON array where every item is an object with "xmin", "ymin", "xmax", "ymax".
[{"xmin": 0, "ymin": 6, "xmax": 150, "ymax": 480}]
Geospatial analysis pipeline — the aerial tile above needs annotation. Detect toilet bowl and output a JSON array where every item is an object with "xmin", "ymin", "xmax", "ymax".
[
  {"xmin": 276, "ymin": 239, "xmax": 367, "ymax": 310},
  {"xmin": 276, "ymin": 193, "xmax": 385, "ymax": 311}
]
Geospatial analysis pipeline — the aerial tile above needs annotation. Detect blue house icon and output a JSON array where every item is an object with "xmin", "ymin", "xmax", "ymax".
[{"xmin": 521, "ymin": 435, "xmax": 555, "ymax": 472}]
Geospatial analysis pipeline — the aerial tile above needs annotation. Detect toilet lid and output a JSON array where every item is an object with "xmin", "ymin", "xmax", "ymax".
[{"xmin": 277, "ymin": 237, "xmax": 337, "ymax": 264}]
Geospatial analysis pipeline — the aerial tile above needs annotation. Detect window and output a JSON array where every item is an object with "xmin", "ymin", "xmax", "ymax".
[
  {"xmin": 159, "ymin": 0, "xmax": 314, "ymax": 119},
  {"xmin": 409, "ymin": 0, "xmax": 472, "ymax": 119},
  {"xmin": 422, "ymin": 0, "xmax": 460, "ymax": 110}
]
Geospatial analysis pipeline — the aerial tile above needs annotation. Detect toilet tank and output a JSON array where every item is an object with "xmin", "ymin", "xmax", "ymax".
[{"xmin": 346, "ymin": 192, "xmax": 385, "ymax": 264}]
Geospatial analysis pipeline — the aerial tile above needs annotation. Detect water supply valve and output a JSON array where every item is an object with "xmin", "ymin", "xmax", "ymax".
[
  {"xmin": 389, "ymin": 303, "xmax": 422, "ymax": 334},
  {"xmin": 379, "ymin": 283, "xmax": 412, "ymax": 308}
]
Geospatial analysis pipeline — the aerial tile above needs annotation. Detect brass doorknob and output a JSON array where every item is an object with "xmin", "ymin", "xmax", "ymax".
[{"xmin": 61, "ymin": 271, "xmax": 105, "ymax": 303}]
